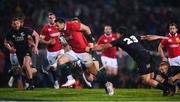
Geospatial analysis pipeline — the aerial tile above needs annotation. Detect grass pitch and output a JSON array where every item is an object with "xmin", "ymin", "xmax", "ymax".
[{"xmin": 0, "ymin": 88, "xmax": 179, "ymax": 101}]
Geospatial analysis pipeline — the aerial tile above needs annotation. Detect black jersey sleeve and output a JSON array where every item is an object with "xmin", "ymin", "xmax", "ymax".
[
  {"xmin": 110, "ymin": 39, "xmax": 120, "ymax": 47},
  {"xmin": 134, "ymin": 34, "xmax": 141, "ymax": 41}
]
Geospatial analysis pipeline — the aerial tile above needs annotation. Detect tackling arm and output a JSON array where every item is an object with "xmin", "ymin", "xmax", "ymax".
[
  {"xmin": 91, "ymin": 44, "xmax": 113, "ymax": 52},
  {"xmin": 141, "ymin": 35, "xmax": 167, "ymax": 41}
]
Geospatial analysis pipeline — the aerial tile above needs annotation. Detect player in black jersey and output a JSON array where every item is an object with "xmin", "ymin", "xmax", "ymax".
[
  {"xmin": 4, "ymin": 17, "xmax": 39, "ymax": 90},
  {"xmin": 91, "ymin": 26, "xmax": 176, "ymax": 96},
  {"xmin": 158, "ymin": 62, "xmax": 180, "ymax": 88}
]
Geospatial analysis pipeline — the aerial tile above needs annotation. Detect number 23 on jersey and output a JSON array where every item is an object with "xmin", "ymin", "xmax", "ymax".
[{"xmin": 123, "ymin": 35, "xmax": 139, "ymax": 45}]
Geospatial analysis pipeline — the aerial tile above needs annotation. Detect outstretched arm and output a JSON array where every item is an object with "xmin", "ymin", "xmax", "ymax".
[
  {"xmin": 91, "ymin": 44, "xmax": 113, "ymax": 52},
  {"xmin": 141, "ymin": 35, "xmax": 168, "ymax": 41}
]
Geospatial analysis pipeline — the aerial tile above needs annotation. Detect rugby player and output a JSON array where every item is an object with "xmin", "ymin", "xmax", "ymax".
[
  {"xmin": 54, "ymin": 18, "xmax": 114, "ymax": 95},
  {"xmin": 97, "ymin": 25, "xmax": 122, "ymax": 76},
  {"xmin": 4, "ymin": 17, "xmax": 39, "ymax": 90},
  {"xmin": 158, "ymin": 23, "xmax": 180, "ymax": 66},
  {"xmin": 92, "ymin": 26, "xmax": 176, "ymax": 96}
]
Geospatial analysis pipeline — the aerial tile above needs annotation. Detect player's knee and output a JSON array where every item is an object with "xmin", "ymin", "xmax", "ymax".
[{"xmin": 58, "ymin": 55, "xmax": 70, "ymax": 65}]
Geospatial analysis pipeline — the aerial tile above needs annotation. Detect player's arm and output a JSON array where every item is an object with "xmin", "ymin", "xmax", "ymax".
[
  {"xmin": 80, "ymin": 23, "xmax": 94, "ymax": 47},
  {"xmin": 91, "ymin": 44, "xmax": 113, "ymax": 52},
  {"xmin": 169, "ymin": 73, "xmax": 180, "ymax": 82},
  {"xmin": 39, "ymin": 34, "xmax": 56, "ymax": 46},
  {"xmin": 31, "ymin": 30, "xmax": 39, "ymax": 54},
  {"xmin": 4, "ymin": 39, "xmax": 16, "ymax": 53},
  {"xmin": 140, "ymin": 35, "xmax": 167, "ymax": 41},
  {"xmin": 158, "ymin": 43, "xmax": 167, "ymax": 62}
]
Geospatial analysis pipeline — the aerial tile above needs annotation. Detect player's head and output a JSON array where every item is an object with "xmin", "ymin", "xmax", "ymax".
[
  {"xmin": 71, "ymin": 17, "xmax": 81, "ymax": 22},
  {"xmin": 169, "ymin": 23, "xmax": 178, "ymax": 35},
  {"xmin": 159, "ymin": 61, "xmax": 169, "ymax": 74},
  {"xmin": 48, "ymin": 12, "xmax": 56, "ymax": 24},
  {"xmin": 104, "ymin": 25, "xmax": 112, "ymax": 36},
  {"xmin": 11, "ymin": 17, "xmax": 24, "ymax": 30},
  {"xmin": 116, "ymin": 26, "xmax": 128, "ymax": 38},
  {"xmin": 55, "ymin": 17, "xmax": 66, "ymax": 31}
]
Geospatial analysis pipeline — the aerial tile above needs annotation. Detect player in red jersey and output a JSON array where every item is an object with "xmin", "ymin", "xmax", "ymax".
[
  {"xmin": 55, "ymin": 18, "xmax": 114, "ymax": 95},
  {"xmin": 40, "ymin": 12, "xmax": 75, "ymax": 89},
  {"xmin": 97, "ymin": 25, "xmax": 122, "ymax": 76},
  {"xmin": 158, "ymin": 23, "xmax": 180, "ymax": 66},
  {"xmin": 158, "ymin": 23, "xmax": 180, "ymax": 89}
]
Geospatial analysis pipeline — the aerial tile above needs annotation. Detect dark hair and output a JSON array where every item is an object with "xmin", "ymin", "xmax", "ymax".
[
  {"xmin": 116, "ymin": 26, "xmax": 127, "ymax": 35},
  {"xmin": 55, "ymin": 17, "xmax": 65, "ymax": 23},
  {"xmin": 11, "ymin": 16, "xmax": 24, "ymax": 22},
  {"xmin": 72, "ymin": 17, "xmax": 81, "ymax": 22},
  {"xmin": 48, "ymin": 12, "xmax": 55, "ymax": 16},
  {"xmin": 169, "ymin": 22, "xmax": 178, "ymax": 28}
]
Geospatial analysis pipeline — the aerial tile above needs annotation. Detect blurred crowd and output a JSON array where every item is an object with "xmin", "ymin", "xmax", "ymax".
[{"xmin": 0, "ymin": 0, "xmax": 180, "ymax": 88}]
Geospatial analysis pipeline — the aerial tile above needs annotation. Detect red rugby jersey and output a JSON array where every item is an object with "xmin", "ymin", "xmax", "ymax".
[
  {"xmin": 41, "ymin": 23, "xmax": 62, "ymax": 52},
  {"xmin": 63, "ymin": 21, "xmax": 89, "ymax": 53},
  {"xmin": 97, "ymin": 34, "xmax": 117, "ymax": 58},
  {"xmin": 160, "ymin": 33, "xmax": 180, "ymax": 58}
]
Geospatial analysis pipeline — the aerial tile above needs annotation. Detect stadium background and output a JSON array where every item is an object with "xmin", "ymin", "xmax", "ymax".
[{"xmin": 0, "ymin": 0, "xmax": 180, "ymax": 88}]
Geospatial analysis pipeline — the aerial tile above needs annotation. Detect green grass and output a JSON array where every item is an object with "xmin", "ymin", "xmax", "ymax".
[{"xmin": 0, "ymin": 88, "xmax": 179, "ymax": 101}]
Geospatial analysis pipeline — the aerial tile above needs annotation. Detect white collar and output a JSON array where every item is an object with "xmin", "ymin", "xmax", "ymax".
[
  {"xmin": 169, "ymin": 33, "xmax": 177, "ymax": 37},
  {"xmin": 64, "ymin": 23, "xmax": 67, "ymax": 31}
]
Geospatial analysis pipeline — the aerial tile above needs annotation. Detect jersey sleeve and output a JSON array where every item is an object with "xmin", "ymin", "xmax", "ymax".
[
  {"xmin": 160, "ymin": 39, "xmax": 167, "ymax": 46},
  {"xmin": 134, "ymin": 34, "xmax": 141, "ymax": 41},
  {"xmin": 110, "ymin": 39, "xmax": 119, "ymax": 47},
  {"xmin": 40, "ymin": 25, "xmax": 47, "ymax": 36}
]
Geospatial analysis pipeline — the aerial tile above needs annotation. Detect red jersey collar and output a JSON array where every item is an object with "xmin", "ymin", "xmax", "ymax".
[
  {"xmin": 169, "ymin": 33, "xmax": 177, "ymax": 37},
  {"xmin": 48, "ymin": 23, "xmax": 55, "ymax": 26},
  {"xmin": 104, "ymin": 33, "xmax": 112, "ymax": 37}
]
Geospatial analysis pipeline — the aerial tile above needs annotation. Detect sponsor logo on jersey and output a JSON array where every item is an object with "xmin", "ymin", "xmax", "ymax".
[
  {"xmin": 104, "ymin": 39, "xmax": 108, "ymax": 43},
  {"xmin": 48, "ymin": 28, "xmax": 52, "ymax": 31},
  {"xmin": 168, "ymin": 39, "xmax": 172, "ymax": 42}
]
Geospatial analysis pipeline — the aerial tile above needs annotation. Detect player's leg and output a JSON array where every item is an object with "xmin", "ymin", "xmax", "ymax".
[
  {"xmin": 59, "ymin": 50, "xmax": 77, "ymax": 87},
  {"xmin": 140, "ymin": 66, "xmax": 176, "ymax": 96},
  {"xmin": 46, "ymin": 51, "xmax": 62, "ymax": 89},
  {"xmin": 80, "ymin": 53, "xmax": 114, "ymax": 95},
  {"xmin": 23, "ymin": 55, "xmax": 37, "ymax": 90},
  {"xmin": 111, "ymin": 58, "xmax": 118, "ymax": 76},
  {"xmin": 8, "ymin": 53, "xmax": 20, "ymax": 87},
  {"xmin": 101, "ymin": 56, "xmax": 112, "ymax": 75}
]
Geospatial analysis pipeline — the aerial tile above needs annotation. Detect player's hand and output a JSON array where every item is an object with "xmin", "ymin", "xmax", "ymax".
[
  {"xmin": 85, "ymin": 47, "xmax": 92, "ymax": 52},
  {"xmin": 49, "ymin": 39, "xmax": 56, "ymax": 45},
  {"xmin": 9, "ymin": 48, "xmax": 16, "ymax": 53},
  {"xmin": 32, "ymin": 47, "xmax": 39, "ymax": 55},
  {"xmin": 168, "ymin": 77, "xmax": 175, "ymax": 84},
  {"xmin": 162, "ymin": 57, "xmax": 168, "ymax": 62}
]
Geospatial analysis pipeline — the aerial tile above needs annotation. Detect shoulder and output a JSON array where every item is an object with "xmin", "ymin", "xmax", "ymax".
[{"xmin": 22, "ymin": 26, "xmax": 33, "ymax": 31}]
